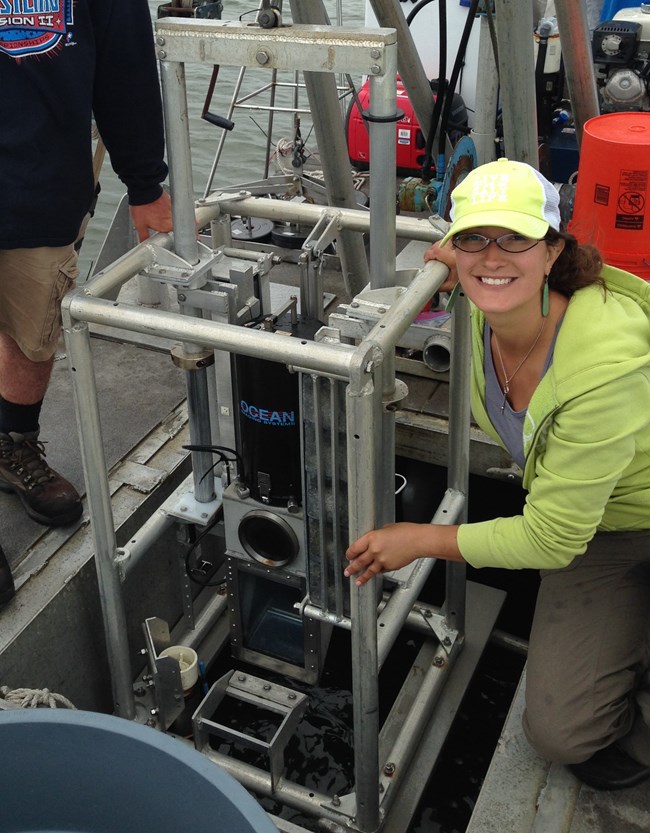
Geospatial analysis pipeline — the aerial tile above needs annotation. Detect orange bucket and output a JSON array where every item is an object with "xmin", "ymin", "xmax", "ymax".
[{"xmin": 569, "ymin": 113, "xmax": 650, "ymax": 280}]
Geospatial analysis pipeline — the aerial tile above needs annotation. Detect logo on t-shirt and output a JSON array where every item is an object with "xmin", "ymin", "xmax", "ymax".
[{"xmin": 0, "ymin": 0, "xmax": 74, "ymax": 58}]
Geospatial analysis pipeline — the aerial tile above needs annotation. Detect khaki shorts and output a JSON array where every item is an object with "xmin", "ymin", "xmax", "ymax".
[{"xmin": 0, "ymin": 245, "xmax": 79, "ymax": 362}]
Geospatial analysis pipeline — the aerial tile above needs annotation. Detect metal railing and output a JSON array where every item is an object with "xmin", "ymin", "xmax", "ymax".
[{"xmin": 61, "ymin": 19, "xmax": 471, "ymax": 833}]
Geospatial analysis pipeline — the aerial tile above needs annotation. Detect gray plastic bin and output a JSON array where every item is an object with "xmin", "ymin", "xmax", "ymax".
[{"xmin": 0, "ymin": 708, "xmax": 278, "ymax": 833}]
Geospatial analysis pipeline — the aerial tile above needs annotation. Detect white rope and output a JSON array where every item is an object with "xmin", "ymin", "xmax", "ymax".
[
  {"xmin": 269, "ymin": 137, "xmax": 370, "ymax": 195},
  {"xmin": 1, "ymin": 685, "xmax": 76, "ymax": 710}
]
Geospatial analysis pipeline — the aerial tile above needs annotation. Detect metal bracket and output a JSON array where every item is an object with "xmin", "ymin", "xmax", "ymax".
[
  {"xmin": 302, "ymin": 211, "xmax": 341, "ymax": 256},
  {"xmin": 414, "ymin": 606, "xmax": 460, "ymax": 655},
  {"xmin": 258, "ymin": 0, "xmax": 282, "ymax": 29},
  {"xmin": 170, "ymin": 344, "xmax": 215, "ymax": 370},
  {"xmin": 193, "ymin": 670, "xmax": 308, "ymax": 792},
  {"xmin": 384, "ymin": 377, "xmax": 409, "ymax": 411},
  {"xmin": 142, "ymin": 617, "xmax": 185, "ymax": 731},
  {"xmin": 142, "ymin": 240, "xmax": 222, "ymax": 289},
  {"xmin": 161, "ymin": 471, "xmax": 224, "ymax": 525},
  {"xmin": 200, "ymin": 189, "xmax": 252, "ymax": 211}
]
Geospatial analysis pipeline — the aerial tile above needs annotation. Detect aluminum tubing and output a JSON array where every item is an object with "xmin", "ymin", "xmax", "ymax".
[
  {"xmin": 120, "ymin": 509, "xmax": 176, "ymax": 579},
  {"xmin": 289, "ymin": 0, "xmax": 371, "ymax": 297},
  {"xmin": 446, "ymin": 292, "xmax": 472, "ymax": 634},
  {"xmin": 448, "ymin": 293, "xmax": 472, "ymax": 501},
  {"xmin": 63, "ymin": 322, "xmax": 135, "ymax": 720},
  {"xmin": 553, "ymin": 0, "xmax": 600, "ymax": 147},
  {"xmin": 159, "ymin": 59, "xmax": 200, "ymax": 265},
  {"xmin": 494, "ymin": 0, "xmax": 539, "ymax": 166},
  {"xmin": 376, "ymin": 489, "xmax": 465, "ymax": 670},
  {"xmin": 76, "ymin": 240, "xmax": 164, "ymax": 300},
  {"xmin": 198, "ymin": 746, "xmax": 342, "ymax": 823},
  {"xmin": 67, "ymin": 294, "xmax": 356, "ymax": 379},
  {"xmin": 364, "ymin": 260, "xmax": 450, "ymax": 357},
  {"xmin": 198, "ymin": 196, "xmax": 443, "ymax": 243},
  {"xmin": 470, "ymin": 16, "xmax": 499, "ymax": 165},
  {"xmin": 347, "ymin": 383, "xmax": 381, "ymax": 833},
  {"xmin": 368, "ymin": 65, "xmax": 397, "ymax": 290},
  {"xmin": 422, "ymin": 330, "xmax": 451, "ymax": 373},
  {"xmin": 379, "ymin": 648, "xmax": 460, "ymax": 819},
  {"xmin": 367, "ymin": 0, "xmax": 438, "ymax": 152}
]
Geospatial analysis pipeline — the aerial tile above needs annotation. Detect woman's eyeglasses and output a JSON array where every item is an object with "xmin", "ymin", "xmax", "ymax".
[{"xmin": 452, "ymin": 233, "xmax": 542, "ymax": 253}]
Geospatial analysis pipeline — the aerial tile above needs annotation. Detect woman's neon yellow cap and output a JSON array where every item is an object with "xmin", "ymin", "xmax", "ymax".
[{"xmin": 439, "ymin": 158, "xmax": 561, "ymax": 246}]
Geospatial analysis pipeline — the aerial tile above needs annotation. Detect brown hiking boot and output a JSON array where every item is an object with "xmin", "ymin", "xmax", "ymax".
[
  {"xmin": 0, "ymin": 543, "xmax": 15, "ymax": 608},
  {"xmin": 0, "ymin": 431, "xmax": 82, "ymax": 526}
]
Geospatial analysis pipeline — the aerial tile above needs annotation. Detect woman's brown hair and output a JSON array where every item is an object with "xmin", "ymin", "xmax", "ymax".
[{"xmin": 546, "ymin": 230, "xmax": 605, "ymax": 298}]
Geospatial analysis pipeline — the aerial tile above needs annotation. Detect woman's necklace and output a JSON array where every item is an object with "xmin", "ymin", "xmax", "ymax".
[{"xmin": 492, "ymin": 317, "xmax": 547, "ymax": 413}]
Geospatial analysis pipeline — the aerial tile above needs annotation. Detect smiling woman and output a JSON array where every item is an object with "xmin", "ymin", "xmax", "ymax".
[{"xmin": 345, "ymin": 157, "xmax": 650, "ymax": 793}]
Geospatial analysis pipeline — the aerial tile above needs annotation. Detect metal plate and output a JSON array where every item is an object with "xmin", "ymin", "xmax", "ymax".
[{"xmin": 436, "ymin": 135, "xmax": 477, "ymax": 221}]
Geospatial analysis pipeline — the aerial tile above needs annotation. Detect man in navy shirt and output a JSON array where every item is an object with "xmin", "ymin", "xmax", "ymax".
[{"xmin": 0, "ymin": 0, "xmax": 173, "ymax": 605}]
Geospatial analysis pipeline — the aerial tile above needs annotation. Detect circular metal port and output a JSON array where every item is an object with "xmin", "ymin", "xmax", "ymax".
[{"xmin": 238, "ymin": 510, "xmax": 300, "ymax": 568}]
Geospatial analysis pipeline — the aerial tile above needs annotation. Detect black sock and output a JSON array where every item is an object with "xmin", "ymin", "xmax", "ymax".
[{"xmin": 0, "ymin": 395, "xmax": 42, "ymax": 435}]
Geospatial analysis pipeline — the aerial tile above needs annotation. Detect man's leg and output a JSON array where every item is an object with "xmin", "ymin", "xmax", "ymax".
[
  {"xmin": 0, "ymin": 247, "xmax": 82, "ymax": 527},
  {"xmin": 0, "ymin": 331, "xmax": 53, "ymax": 407}
]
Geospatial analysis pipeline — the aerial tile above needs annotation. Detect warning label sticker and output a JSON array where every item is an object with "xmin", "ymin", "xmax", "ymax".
[
  {"xmin": 397, "ymin": 128, "xmax": 410, "ymax": 145},
  {"xmin": 594, "ymin": 184, "xmax": 610, "ymax": 206},
  {"xmin": 616, "ymin": 169, "xmax": 647, "ymax": 231}
]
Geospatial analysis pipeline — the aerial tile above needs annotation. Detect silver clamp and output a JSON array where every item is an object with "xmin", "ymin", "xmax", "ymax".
[{"xmin": 142, "ymin": 240, "xmax": 223, "ymax": 289}]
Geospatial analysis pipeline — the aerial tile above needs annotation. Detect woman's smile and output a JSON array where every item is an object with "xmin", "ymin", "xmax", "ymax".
[{"xmin": 477, "ymin": 276, "xmax": 514, "ymax": 286}]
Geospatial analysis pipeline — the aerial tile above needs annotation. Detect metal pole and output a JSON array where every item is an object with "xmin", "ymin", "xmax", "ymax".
[
  {"xmin": 159, "ymin": 55, "xmax": 218, "ymax": 501},
  {"xmin": 159, "ymin": 59, "xmax": 199, "ymax": 265},
  {"xmin": 367, "ymin": 0, "xmax": 440, "ymax": 153},
  {"xmin": 203, "ymin": 65, "xmax": 247, "ymax": 196},
  {"xmin": 494, "ymin": 0, "xmax": 538, "ymax": 166},
  {"xmin": 202, "ymin": 195, "xmax": 441, "ymax": 242},
  {"xmin": 470, "ymin": 15, "xmax": 499, "ymax": 165},
  {"xmin": 68, "ymin": 293, "xmax": 357, "ymax": 378},
  {"xmin": 553, "ymin": 0, "xmax": 600, "ymax": 147},
  {"xmin": 72, "ymin": 258, "xmax": 446, "ymax": 383},
  {"xmin": 368, "ymin": 50, "xmax": 398, "ymax": 289},
  {"xmin": 444, "ymin": 290, "xmax": 472, "ymax": 635},
  {"xmin": 63, "ymin": 321, "xmax": 135, "ymax": 719},
  {"xmin": 288, "ymin": 0, "xmax": 371, "ymax": 298},
  {"xmin": 376, "ymin": 489, "xmax": 465, "ymax": 668},
  {"xmin": 347, "ymin": 374, "xmax": 381, "ymax": 833},
  {"xmin": 379, "ymin": 346, "xmax": 396, "ymax": 530},
  {"xmin": 119, "ymin": 509, "xmax": 176, "ymax": 578},
  {"xmin": 263, "ymin": 68, "xmax": 279, "ymax": 181},
  {"xmin": 184, "ymin": 361, "xmax": 216, "ymax": 503}
]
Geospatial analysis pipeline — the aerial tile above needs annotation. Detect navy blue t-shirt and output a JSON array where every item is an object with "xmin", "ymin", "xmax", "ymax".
[{"xmin": 0, "ymin": 0, "xmax": 168, "ymax": 249}]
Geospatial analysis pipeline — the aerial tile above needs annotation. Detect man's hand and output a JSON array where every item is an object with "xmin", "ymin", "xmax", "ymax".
[{"xmin": 130, "ymin": 191, "xmax": 173, "ymax": 242}]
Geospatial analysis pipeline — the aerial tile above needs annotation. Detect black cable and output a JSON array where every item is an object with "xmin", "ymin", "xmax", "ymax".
[
  {"xmin": 437, "ymin": 0, "xmax": 481, "ymax": 168},
  {"xmin": 183, "ymin": 506, "xmax": 227, "ymax": 588},
  {"xmin": 419, "ymin": 0, "xmax": 447, "ymax": 181},
  {"xmin": 183, "ymin": 443, "xmax": 244, "ymax": 471},
  {"xmin": 183, "ymin": 443, "xmax": 245, "ymax": 490},
  {"xmin": 406, "ymin": 0, "xmax": 437, "ymax": 27}
]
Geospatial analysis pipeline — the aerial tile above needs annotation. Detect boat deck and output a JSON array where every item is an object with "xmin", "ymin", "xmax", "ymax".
[
  {"xmin": 467, "ymin": 671, "xmax": 650, "ymax": 833},
  {"xmin": 0, "ymin": 335, "xmax": 187, "ymax": 583}
]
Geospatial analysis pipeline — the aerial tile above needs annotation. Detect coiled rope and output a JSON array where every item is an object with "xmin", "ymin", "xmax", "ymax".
[{"xmin": 1, "ymin": 685, "xmax": 76, "ymax": 710}]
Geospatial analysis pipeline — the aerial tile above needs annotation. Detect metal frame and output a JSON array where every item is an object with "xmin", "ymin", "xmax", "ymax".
[{"xmin": 61, "ymin": 19, "xmax": 474, "ymax": 833}]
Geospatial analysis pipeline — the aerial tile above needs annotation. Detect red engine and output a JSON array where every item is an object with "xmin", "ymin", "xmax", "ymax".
[{"xmin": 346, "ymin": 76, "xmax": 468, "ymax": 175}]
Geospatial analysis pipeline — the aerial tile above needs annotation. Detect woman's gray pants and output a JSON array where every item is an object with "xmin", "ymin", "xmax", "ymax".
[{"xmin": 523, "ymin": 530, "xmax": 650, "ymax": 765}]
